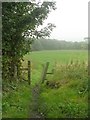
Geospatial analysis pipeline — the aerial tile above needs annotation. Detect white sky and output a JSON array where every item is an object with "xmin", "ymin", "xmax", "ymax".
[{"xmin": 42, "ymin": 0, "xmax": 89, "ymax": 42}]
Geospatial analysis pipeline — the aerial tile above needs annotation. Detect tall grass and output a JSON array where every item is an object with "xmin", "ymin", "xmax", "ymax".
[
  {"xmin": 24, "ymin": 50, "xmax": 88, "ymax": 70},
  {"xmin": 2, "ymin": 81, "xmax": 31, "ymax": 118},
  {"xmin": 38, "ymin": 61, "xmax": 88, "ymax": 118},
  {"xmin": 3, "ymin": 50, "xmax": 88, "ymax": 118}
]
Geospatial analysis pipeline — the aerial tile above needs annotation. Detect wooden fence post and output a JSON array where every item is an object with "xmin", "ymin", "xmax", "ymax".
[
  {"xmin": 41, "ymin": 62, "xmax": 49, "ymax": 83},
  {"xmin": 14, "ymin": 66, "xmax": 18, "ymax": 82},
  {"xmin": 28, "ymin": 61, "xmax": 31, "ymax": 85}
]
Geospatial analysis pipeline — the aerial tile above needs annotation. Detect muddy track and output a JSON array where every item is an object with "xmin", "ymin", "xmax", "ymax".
[{"xmin": 29, "ymin": 83, "xmax": 43, "ymax": 118}]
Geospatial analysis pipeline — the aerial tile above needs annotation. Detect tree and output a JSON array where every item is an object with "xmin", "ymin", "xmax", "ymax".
[
  {"xmin": 2, "ymin": 1, "xmax": 56, "ymax": 82},
  {"xmin": 31, "ymin": 39, "xmax": 88, "ymax": 51}
]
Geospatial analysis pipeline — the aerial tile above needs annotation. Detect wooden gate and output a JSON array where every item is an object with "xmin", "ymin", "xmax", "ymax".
[{"xmin": 15, "ymin": 61, "xmax": 31, "ymax": 85}]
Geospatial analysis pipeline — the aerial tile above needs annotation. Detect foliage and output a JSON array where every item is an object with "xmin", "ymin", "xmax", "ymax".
[
  {"xmin": 31, "ymin": 39, "xmax": 88, "ymax": 51},
  {"xmin": 2, "ymin": 1, "xmax": 56, "ymax": 82},
  {"xmin": 24, "ymin": 50, "xmax": 88, "ymax": 118},
  {"xmin": 24, "ymin": 50, "xmax": 88, "ymax": 67},
  {"xmin": 2, "ymin": 81, "xmax": 31, "ymax": 118},
  {"xmin": 3, "ymin": 50, "xmax": 88, "ymax": 118},
  {"xmin": 38, "ymin": 62, "xmax": 88, "ymax": 118}
]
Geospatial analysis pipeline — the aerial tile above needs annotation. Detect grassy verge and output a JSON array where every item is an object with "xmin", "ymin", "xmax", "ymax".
[
  {"xmin": 38, "ymin": 61, "xmax": 88, "ymax": 118},
  {"xmin": 2, "ymin": 50, "xmax": 88, "ymax": 118},
  {"xmin": 2, "ymin": 81, "xmax": 31, "ymax": 118}
]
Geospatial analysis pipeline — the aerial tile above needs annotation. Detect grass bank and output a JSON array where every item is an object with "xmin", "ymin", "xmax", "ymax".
[
  {"xmin": 2, "ymin": 50, "xmax": 88, "ymax": 118},
  {"xmin": 38, "ymin": 61, "xmax": 88, "ymax": 118},
  {"xmin": 2, "ymin": 81, "xmax": 31, "ymax": 118}
]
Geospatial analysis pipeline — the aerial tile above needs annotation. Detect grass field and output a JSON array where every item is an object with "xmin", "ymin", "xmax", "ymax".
[
  {"xmin": 25, "ymin": 50, "xmax": 88, "ymax": 61},
  {"xmin": 24, "ymin": 50, "xmax": 88, "ymax": 68},
  {"xmin": 28, "ymin": 50, "xmax": 88, "ymax": 118},
  {"xmin": 38, "ymin": 61, "xmax": 88, "ymax": 118},
  {"xmin": 23, "ymin": 50, "xmax": 88, "ymax": 84},
  {"xmin": 3, "ymin": 50, "xmax": 88, "ymax": 118}
]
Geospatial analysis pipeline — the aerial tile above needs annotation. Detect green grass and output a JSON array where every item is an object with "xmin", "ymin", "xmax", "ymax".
[
  {"xmin": 24, "ymin": 50, "xmax": 87, "ymax": 70},
  {"xmin": 38, "ymin": 62, "xmax": 88, "ymax": 118},
  {"xmin": 25, "ymin": 50, "xmax": 87, "ymax": 63},
  {"xmin": 22, "ymin": 50, "xmax": 88, "ymax": 85},
  {"xmin": 2, "ymin": 50, "xmax": 88, "ymax": 118},
  {"xmin": 23, "ymin": 50, "xmax": 88, "ymax": 118},
  {"xmin": 2, "ymin": 81, "xmax": 31, "ymax": 118}
]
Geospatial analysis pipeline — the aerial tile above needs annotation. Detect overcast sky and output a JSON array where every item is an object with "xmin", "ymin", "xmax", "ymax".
[{"xmin": 42, "ymin": 0, "xmax": 89, "ymax": 42}]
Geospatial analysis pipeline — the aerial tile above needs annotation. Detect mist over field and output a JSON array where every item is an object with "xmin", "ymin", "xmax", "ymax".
[
  {"xmin": 2, "ymin": 1, "xmax": 88, "ymax": 119},
  {"xmin": 31, "ymin": 38, "xmax": 88, "ymax": 51}
]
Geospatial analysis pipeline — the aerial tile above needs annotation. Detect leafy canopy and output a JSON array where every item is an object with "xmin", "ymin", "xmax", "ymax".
[{"xmin": 2, "ymin": 1, "xmax": 56, "ymax": 81}]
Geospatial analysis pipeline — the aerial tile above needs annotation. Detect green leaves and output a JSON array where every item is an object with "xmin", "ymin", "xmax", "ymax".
[{"xmin": 2, "ymin": 1, "xmax": 56, "ymax": 82}]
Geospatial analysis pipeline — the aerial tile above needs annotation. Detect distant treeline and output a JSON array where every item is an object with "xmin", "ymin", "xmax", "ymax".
[{"xmin": 31, "ymin": 39, "xmax": 88, "ymax": 51}]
